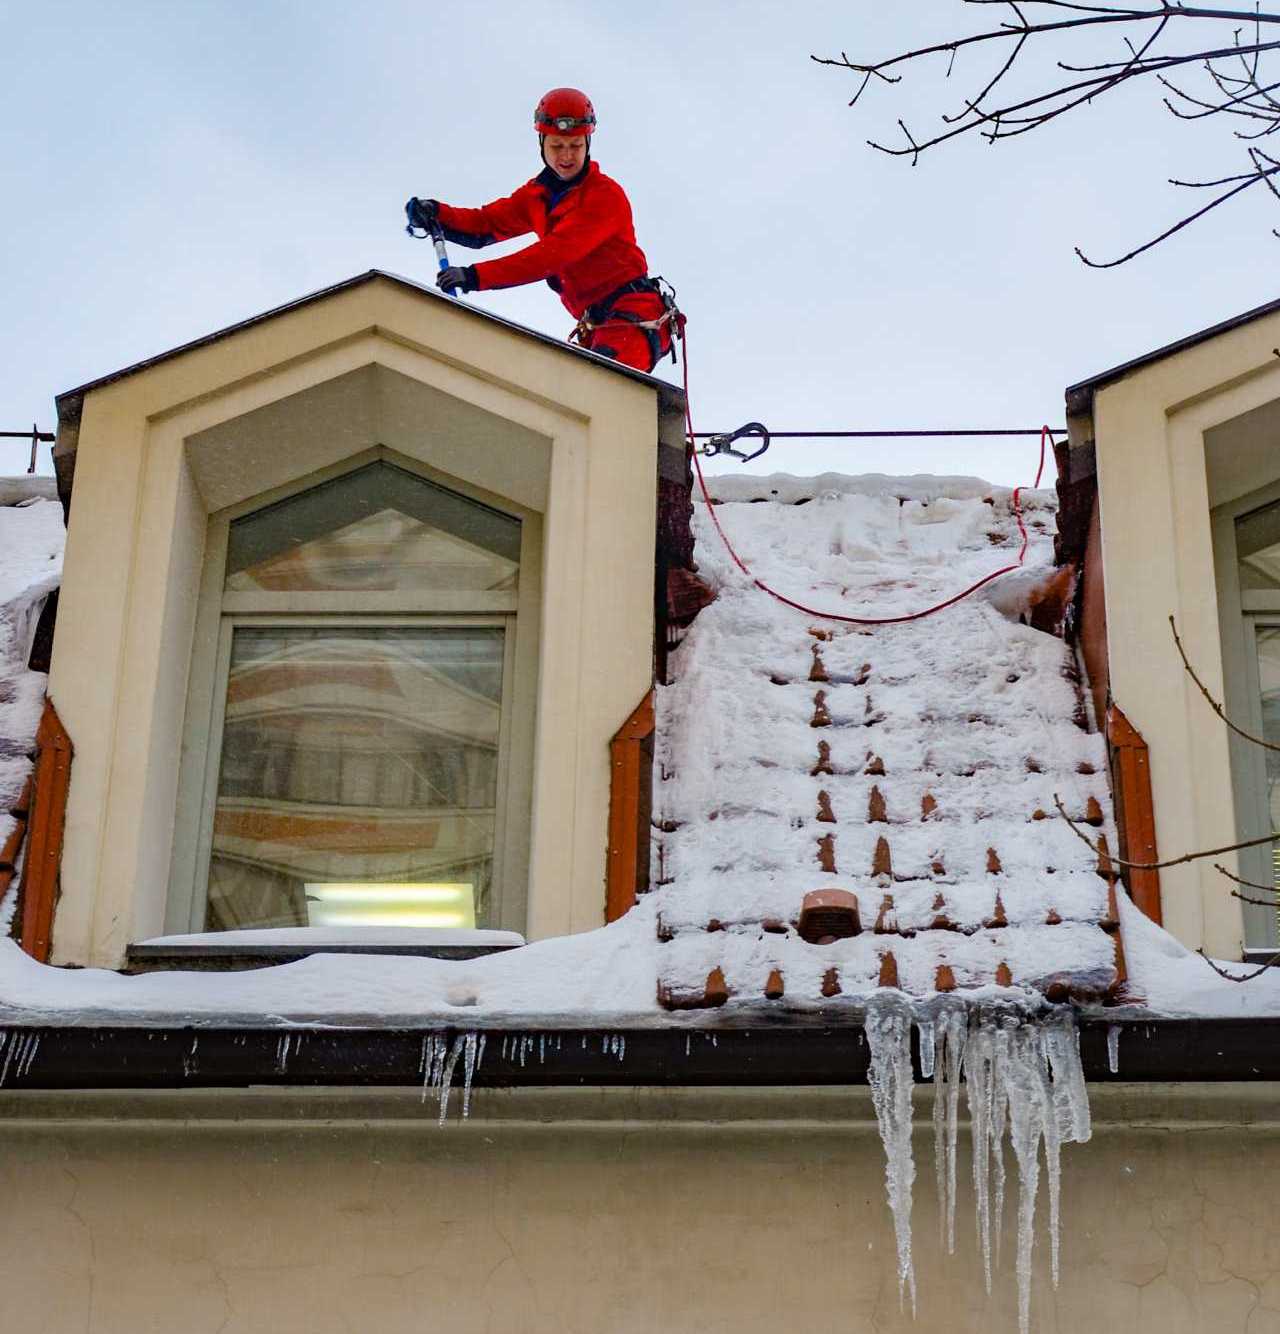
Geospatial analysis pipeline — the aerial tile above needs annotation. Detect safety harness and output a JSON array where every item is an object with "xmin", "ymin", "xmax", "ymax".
[{"xmin": 570, "ymin": 276, "xmax": 684, "ymax": 368}]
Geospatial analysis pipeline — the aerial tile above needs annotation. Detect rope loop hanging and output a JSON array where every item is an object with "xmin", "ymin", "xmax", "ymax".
[{"xmin": 678, "ymin": 330, "xmax": 1052, "ymax": 627}]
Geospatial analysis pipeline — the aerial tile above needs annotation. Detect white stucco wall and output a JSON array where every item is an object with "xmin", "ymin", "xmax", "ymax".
[
  {"xmin": 1092, "ymin": 307, "xmax": 1280, "ymax": 957},
  {"xmin": 1, "ymin": 1084, "xmax": 1277, "ymax": 1333}
]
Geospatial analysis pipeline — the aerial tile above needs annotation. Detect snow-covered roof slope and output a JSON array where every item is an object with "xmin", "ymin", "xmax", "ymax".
[
  {"xmin": 652, "ymin": 473, "xmax": 1121, "ymax": 1007},
  {"xmin": 0, "ymin": 496, "xmax": 65, "ymax": 934}
]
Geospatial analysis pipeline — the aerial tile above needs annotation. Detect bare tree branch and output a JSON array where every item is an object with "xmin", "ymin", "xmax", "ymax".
[
  {"xmin": 820, "ymin": 2, "xmax": 1280, "ymax": 264},
  {"xmin": 1053, "ymin": 792, "xmax": 1279, "ymax": 868},
  {"xmin": 1214, "ymin": 860, "xmax": 1280, "ymax": 893},
  {"xmin": 1077, "ymin": 159, "xmax": 1280, "ymax": 263},
  {"xmin": 1170, "ymin": 614, "xmax": 1280, "ymax": 751},
  {"xmin": 1196, "ymin": 946, "xmax": 1280, "ymax": 980}
]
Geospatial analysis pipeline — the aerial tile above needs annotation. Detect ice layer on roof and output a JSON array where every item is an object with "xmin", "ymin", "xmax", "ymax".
[{"xmin": 653, "ymin": 473, "xmax": 1121, "ymax": 1007}]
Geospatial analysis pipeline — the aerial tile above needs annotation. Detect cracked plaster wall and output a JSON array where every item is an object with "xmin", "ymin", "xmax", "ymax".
[{"xmin": 0, "ymin": 1084, "xmax": 1278, "ymax": 1334}]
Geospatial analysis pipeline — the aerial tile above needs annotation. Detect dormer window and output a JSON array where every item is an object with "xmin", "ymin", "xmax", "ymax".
[{"xmin": 174, "ymin": 458, "xmax": 532, "ymax": 937}]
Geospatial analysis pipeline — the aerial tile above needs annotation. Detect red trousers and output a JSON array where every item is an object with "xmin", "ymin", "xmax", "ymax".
[{"xmin": 583, "ymin": 289, "xmax": 671, "ymax": 373}]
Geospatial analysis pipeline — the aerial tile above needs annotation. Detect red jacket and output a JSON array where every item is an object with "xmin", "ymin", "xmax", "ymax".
[{"xmin": 435, "ymin": 162, "xmax": 649, "ymax": 319}]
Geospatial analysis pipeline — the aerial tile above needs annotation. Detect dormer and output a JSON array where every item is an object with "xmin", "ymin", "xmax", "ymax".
[{"xmin": 47, "ymin": 271, "xmax": 686, "ymax": 968}]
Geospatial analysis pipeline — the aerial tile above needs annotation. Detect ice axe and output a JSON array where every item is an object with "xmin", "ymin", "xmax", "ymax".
[
  {"xmin": 404, "ymin": 199, "xmax": 464, "ymax": 299},
  {"xmin": 428, "ymin": 220, "xmax": 465, "ymax": 298}
]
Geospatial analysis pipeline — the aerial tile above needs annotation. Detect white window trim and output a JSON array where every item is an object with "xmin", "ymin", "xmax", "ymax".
[
  {"xmin": 166, "ymin": 446, "xmax": 541, "ymax": 937},
  {"xmin": 1212, "ymin": 475, "xmax": 1280, "ymax": 948}
]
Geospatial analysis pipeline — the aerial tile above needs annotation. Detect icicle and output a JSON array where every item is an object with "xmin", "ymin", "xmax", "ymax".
[
  {"xmin": 275, "ymin": 1034, "xmax": 293, "ymax": 1074},
  {"xmin": 460, "ymin": 1033, "xmax": 481, "ymax": 1119},
  {"xmin": 437, "ymin": 1034, "xmax": 467, "ymax": 1126},
  {"xmin": 420, "ymin": 1034, "xmax": 445, "ymax": 1104},
  {"xmin": 989, "ymin": 1018, "xmax": 1011, "ymax": 1274},
  {"xmin": 917, "ymin": 1017, "xmax": 936, "ymax": 1080},
  {"xmin": 865, "ymin": 995, "xmax": 918, "ymax": 1314},
  {"xmin": 0, "ymin": 1031, "xmax": 38, "ymax": 1085},
  {"xmin": 539, "ymin": 1034, "xmax": 546, "ymax": 1064},
  {"xmin": 1044, "ymin": 1011, "xmax": 1092, "ymax": 1292},
  {"xmin": 965, "ymin": 1013, "xmax": 996, "ymax": 1294},
  {"xmin": 1003, "ymin": 1024, "xmax": 1047, "ymax": 1334},
  {"xmin": 1106, "ymin": 1023, "xmax": 1120, "ymax": 1075},
  {"xmin": 685, "ymin": 1034, "xmax": 691, "ymax": 1057},
  {"xmin": 618, "ymin": 1035, "xmax": 626, "ymax": 1062},
  {"xmin": 936, "ymin": 1007, "xmax": 964, "ymax": 1255}
]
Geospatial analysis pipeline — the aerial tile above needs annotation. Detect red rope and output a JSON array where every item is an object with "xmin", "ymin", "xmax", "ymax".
[{"xmin": 679, "ymin": 328, "xmax": 1052, "ymax": 627}]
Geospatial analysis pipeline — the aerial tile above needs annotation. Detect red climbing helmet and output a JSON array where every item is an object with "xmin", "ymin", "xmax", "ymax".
[{"xmin": 534, "ymin": 87, "xmax": 596, "ymax": 136}]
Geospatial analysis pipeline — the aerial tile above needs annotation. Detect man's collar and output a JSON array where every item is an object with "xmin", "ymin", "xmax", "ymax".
[{"xmin": 537, "ymin": 159, "xmax": 593, "ymax": 200}]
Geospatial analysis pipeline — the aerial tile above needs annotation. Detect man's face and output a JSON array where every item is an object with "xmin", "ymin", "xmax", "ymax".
[{"xmin": 544, "ymin": 134, "xmax": 587, "ymax": 180}]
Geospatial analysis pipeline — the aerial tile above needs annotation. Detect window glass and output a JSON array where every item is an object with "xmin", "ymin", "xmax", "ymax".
[
  {"xmin": 206, "ymin": 625, "xmax": 505, "ymax": 931},
  {"xmin": 1237, "ymin": 499, "xmax": 1280, "ymax": 592},
  {"xmin": 225, "ymin": 462, "xmax": 520, "ymax": 593},
  {"xmin": 1257, "ymin": 625, "xmax": 1280, "ymax": 926}
]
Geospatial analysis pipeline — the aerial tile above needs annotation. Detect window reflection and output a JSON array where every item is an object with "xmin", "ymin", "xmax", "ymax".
[
  {"xmin": 1257, "ymin": 625, "xmax": 1280, "ymax": 929},
  {"xmin": 225, "ymin": 462, "xmax": 520, "ymax": 594},
  {"xmin": 1237, "ymin": 499, "xmax": 1280, "ymax": 592},
  {"xmin": 206, "ymin": 626, "xmax": 504, "ymax": 932}
]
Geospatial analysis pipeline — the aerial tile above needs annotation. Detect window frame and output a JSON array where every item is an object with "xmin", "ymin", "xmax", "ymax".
[
  {"xmin": 166, "ymin": 447, "xmax": 540, "ymax": 938},
  {"xmin": 1212, "ymin": 475, "xmax": 1280, "ymax": 950}
]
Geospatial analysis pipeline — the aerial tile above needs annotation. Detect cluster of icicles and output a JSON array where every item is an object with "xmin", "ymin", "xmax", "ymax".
[
  {"xmin": 418, "ymin": 1030, "xmax": 629, "ymax": 1127},
  {"xmin": 865, "ymin": 994, "xmax": 1093, "ymax": 1334}
]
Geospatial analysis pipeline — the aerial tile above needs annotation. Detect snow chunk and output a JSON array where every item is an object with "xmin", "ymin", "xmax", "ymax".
[{"xmin": 1118, "ymin": 888, "xmax": 1280, "ymax": 1016}]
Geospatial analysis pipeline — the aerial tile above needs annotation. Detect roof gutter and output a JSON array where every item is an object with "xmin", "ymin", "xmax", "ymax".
[{"xmin": 2, "ymin": 1017, "xmax": 1277, "ymax": 1090}]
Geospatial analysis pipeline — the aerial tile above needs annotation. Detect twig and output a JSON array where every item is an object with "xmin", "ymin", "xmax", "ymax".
[
  {"xmin": 1215, "ymin": 860, "xmax": 1280, "ymax": 893},
  {"xmin": 1076, "ymin": 160, "xmax": 1280, "ymax": 263},
  {"xmin": 1170, "ymin": 614, "xmax": 1280, "ymax": 751},
  {"xmin": 1196, "ymin": 946, "xmax": 1280, "ymax": 980},
  {"xmin": 1053, "ymin": 793, "xmax": 1278, "ymax": 868},
  {"xmin": 1228, "ymin": 887, "xmax": 1280, "ymax": 907},
  {"xmin": 825, "ymin": 3, "xmax": 1280, "ymax": 264}
]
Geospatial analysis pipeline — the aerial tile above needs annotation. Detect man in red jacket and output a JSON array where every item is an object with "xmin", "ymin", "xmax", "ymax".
[{"xmin": 405, "ymin": 88, "xmax": 674, "ymax": 373}]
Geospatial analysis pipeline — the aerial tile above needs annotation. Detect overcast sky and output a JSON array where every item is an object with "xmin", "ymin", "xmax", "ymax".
[{"xmin": 3, "ymin": 2, "xmax": 1275, "ymax": 485}]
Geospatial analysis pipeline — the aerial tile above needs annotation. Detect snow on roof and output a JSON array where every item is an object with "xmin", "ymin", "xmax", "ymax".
[
  {"xmin": 652, "ymin": 473, "xmax": 1121, "ymax": 1007},
  {"xmin": 0, "ymin": 496, "xmax": 64, "ymax": 935},
  {"xmin": 0, "ymin": 911, "xmax": 659, "ymax": 1027},
  {"xmin": 0, "ymin": 471, "xmax": 1272, "ymax": 1028}
]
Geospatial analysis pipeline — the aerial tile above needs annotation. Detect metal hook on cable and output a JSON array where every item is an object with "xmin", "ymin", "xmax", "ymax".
[{"xmin": 698, "ymin": 421, "xmax": 771, "ymax": 464}]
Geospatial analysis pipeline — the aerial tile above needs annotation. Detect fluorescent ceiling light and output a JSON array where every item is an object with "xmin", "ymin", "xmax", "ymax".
[{"xmin": 305, "ymin": 882, "xmax": 476, "ymax": 929}]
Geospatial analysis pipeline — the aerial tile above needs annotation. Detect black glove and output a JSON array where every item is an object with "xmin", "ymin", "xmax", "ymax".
[
  {"xmin": 436, "ymin": 265, "xmax": 477, "ymax": 294},
  {"xmin": 404, "ymin": 197, "xmax": 439, "ymax": 232}
]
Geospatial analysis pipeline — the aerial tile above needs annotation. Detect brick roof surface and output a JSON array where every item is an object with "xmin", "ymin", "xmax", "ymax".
[{"xmin": 652, "ymin": 475, "xmax": 1121, "ymax": 1010}]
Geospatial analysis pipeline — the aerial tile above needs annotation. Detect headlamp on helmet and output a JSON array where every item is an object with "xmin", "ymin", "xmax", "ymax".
[{"xmin": 534, "ymin": 88, "xmax": 596, "ymax": 137}]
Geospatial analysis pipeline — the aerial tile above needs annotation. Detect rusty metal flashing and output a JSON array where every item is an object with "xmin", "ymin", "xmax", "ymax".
[
  {"xmin": 606, "ymin": 691, "xmax": 656, "ymax": 923},
  {"xmin": 0, "ymin": 1017, "xmax": 1277, "ymax": 1089},
  {"xmin": 0, "ymin": 778, "xmax": 31, "ymax": 918},
  {"xmin": 1105, "ymin": 704, "xmax": 1162, "ymax": 926},
  {"xmin": 17, "ymin": 700, "xmax": 72, "ymax": 963}
]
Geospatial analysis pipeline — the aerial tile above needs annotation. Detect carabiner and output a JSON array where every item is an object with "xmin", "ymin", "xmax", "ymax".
[{"xmin": 701, "ymin": 421, "xmax": 771, "ymax": 464}]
